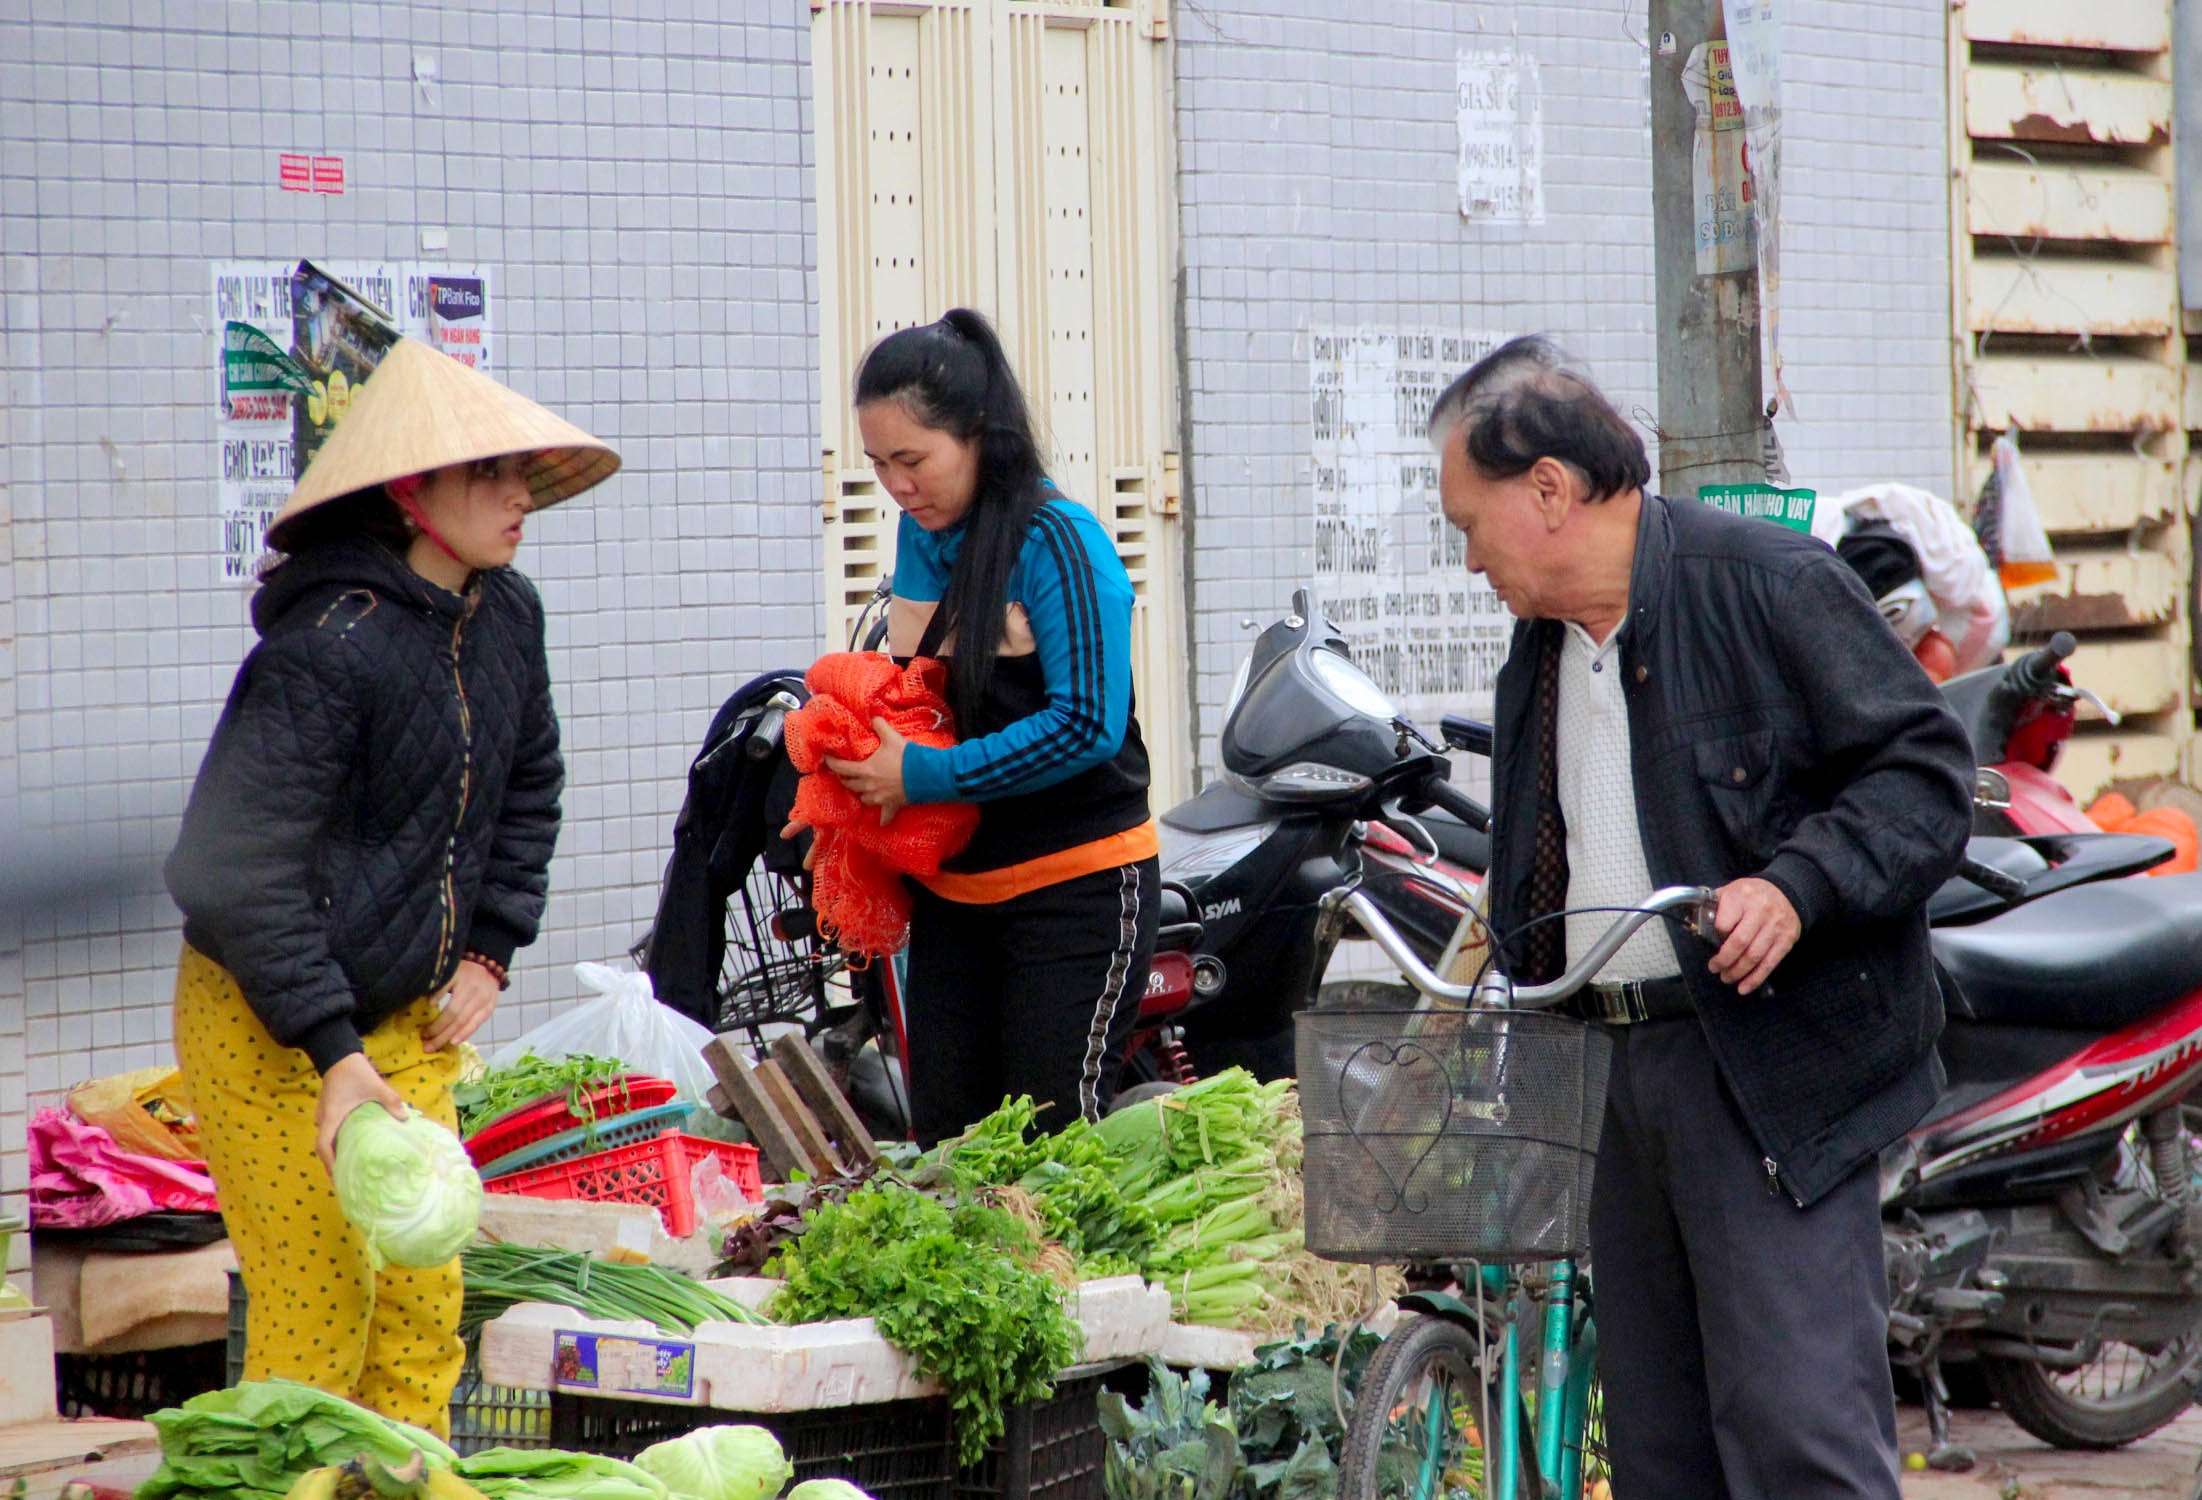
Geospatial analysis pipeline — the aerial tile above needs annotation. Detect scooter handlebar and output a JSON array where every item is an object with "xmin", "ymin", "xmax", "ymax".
[
  {"xmin": 2006, "ymin": 631, "xmax": 2077, "ymax": 699},
  {"xmin": 1955, "ymin": 854, "xmax": 2030, "ymax": 903},
  {"xmin": 1418, "ymin": 777, "xmax": 1492, "ymax": 834}
]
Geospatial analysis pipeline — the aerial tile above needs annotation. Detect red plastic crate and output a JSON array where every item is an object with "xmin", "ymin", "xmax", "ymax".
[
  {"xmin": 482, "ymin": 1131, "xmax": 762, "ymax": 1237},
  {"xmin": 464, "ymin": 1075, "xmax": 678, "ymax": 1167}
]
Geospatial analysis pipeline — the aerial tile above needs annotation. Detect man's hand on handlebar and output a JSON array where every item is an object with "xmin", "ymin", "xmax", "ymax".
[{"xmin": 1707, "ymin": 877, "xmax": 1800, "ymax": 996}]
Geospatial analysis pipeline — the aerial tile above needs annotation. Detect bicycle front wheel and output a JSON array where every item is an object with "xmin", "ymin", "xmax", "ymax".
[{"xmin": 1340, "ymin": 1314, "xmax": 1490, "ymax": 1500}]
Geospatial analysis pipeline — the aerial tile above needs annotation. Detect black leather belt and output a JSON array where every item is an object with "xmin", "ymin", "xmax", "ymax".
[{"xmin": 1566, "ymin": 975, "xmax": 1695, "ymax": 1025}]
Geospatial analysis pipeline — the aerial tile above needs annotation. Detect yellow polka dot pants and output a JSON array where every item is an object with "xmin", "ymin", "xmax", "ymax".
[{"xmin": 173, "ymin": 944, "xmax": 465, "ymax": 1437}]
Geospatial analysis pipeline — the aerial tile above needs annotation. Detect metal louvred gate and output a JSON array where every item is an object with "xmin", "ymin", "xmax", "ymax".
[{"xmin": 811, "ymin": 0, "xmax": 1191, "ymax": 804}]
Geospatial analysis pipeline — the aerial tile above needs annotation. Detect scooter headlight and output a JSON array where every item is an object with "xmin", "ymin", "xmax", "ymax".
[{"xmin": 1309, "ymin": 647, "xmax": 1396, "ymax": 720}]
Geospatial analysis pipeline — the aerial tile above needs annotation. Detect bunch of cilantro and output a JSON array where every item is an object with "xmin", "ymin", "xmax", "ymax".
[{"xmin": 767, "ymin": 1181, "xmax": 1081, "ymax": 1465}]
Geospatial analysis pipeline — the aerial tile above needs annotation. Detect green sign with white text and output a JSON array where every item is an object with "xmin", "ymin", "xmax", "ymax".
[{"xmin": 1698, "ymin": 482, "xmax": 1817, "ymax": 533}]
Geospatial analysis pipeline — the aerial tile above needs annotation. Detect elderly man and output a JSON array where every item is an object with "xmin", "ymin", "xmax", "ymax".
[{"xmin": 1434, "ymin": 336, "xmax": 1973, "ymax": 1499}]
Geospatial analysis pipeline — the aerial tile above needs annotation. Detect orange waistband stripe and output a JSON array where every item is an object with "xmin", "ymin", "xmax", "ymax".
[{"xmin": 918, "ymin": 818, "xmax": 1160, "ymax": 905}]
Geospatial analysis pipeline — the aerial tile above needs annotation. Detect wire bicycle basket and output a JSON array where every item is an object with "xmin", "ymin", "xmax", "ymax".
[{"xmin": 1297, "ymin": 1005, "xmax": 1613, "ymax": 1264}]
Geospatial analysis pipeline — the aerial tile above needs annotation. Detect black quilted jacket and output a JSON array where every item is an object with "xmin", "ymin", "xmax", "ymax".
[
  {"xmin": 1485, "ymin": 495, "xmax": 1973, "ymax": 1207},
  {"xmin": 166, "ymin": 536, "xmax": 562, "ymax": 1073}
]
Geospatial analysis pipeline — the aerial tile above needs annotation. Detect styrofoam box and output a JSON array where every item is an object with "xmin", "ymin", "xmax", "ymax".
[
  {"xmin": 480, "ymin": 1275, "xmax": 1174, "ymax": 1413},
  {"xmin": 479, "ymin": 1302, "xmax": 938, "ymax": 1411},
  {"xmin": 1157, "ymin": 1322, "xmax": 1261, "ymax": 1371},
  {"xmin": 0, "ymin": 1315, "xmax": 59, "ymax": 1426},
  {"xmin": 1157, "ymin": 1302, "xmax": 1404, "ymax": 1372},
  {"xmin": 1068, "ymin": 1275, "xmax": 1172, "ymax": 1363},
  {"xmin": 699, "ymin": 1273, "xmax": 1170, "ymax": 1364}
]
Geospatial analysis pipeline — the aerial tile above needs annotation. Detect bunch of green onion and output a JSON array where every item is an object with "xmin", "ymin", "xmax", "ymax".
[{"xmin": 459, "ymin": 1243, "xmax": 768, "ymax": 1336}]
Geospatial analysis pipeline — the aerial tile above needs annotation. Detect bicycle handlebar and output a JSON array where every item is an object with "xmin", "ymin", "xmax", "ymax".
[{"xmin": 1326, "ymin": 883, "xmax": 1720, "ymax": 1010}]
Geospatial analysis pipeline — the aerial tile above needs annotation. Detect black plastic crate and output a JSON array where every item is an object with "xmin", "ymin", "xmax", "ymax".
[
  {"xmin": 227, "ymin": 1268, "xmax": 550, "ymax": 1453},
  {"xmin": 56, "ymin": 1340, "xmax": 230, "ymax": 1420},
  {"xmin": 552, "ymin": 1391, "xmax": 956, "ymax": 1500},
  {"xmin": 953, "ymin": 1365, "xmax": 1124, "ymax": 1500}
]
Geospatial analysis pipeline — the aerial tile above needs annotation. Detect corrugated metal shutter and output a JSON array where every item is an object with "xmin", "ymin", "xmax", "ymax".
[
  {"xmin": 1952, "ymin": 0, "xmax": 2191, "ymax": 796},
  {"xmin": 813, "ymin": 0, "xmax": 1191, "ymax": 805}
]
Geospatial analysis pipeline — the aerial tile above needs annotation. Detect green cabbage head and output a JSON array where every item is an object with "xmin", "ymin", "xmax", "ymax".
[
  {"xmin": 333, "ymin": 1101, "xmax": 483, "ymax": 1271},
  {"xmin": 633, "ymin": 1425, "xmax": 792, "ymax": 1500},
  {"xmin": 786, "ymin": 1482, "xmax": 875, "ymax": 1500}
]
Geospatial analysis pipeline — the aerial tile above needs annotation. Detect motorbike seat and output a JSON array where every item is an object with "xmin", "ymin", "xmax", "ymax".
[{"xmin": 1933, "ymin": 871, "xmax": 2202, "ymax": 1029}]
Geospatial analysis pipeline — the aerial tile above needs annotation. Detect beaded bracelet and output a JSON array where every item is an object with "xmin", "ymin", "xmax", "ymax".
[{"xmin": 462, "ymin": 951, "xmax": 511, "ymax": 990}]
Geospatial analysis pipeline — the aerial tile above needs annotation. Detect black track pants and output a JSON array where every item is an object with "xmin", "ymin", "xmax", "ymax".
[
  {"xmin": 1590, "ymin": 1018, "xmax": 1902, "ymax": 1500},
  {"xmin": 902, "ymin": 857, "xmax": 1160, "ymax": 1145}
]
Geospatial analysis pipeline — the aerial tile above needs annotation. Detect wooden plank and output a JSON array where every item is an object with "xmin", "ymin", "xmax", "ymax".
[
  {"xmin": 2066, "ymin": 635, "xmax": 2185, "ymax": 716},
  {"xmin": 701, "ymin": 1037, "xmax": 826, "ymax": 1181},
  {"xmin": 1969, "ymin": 256, "xmax": 2176, "ymax": 337},
  {"xmin": 2052, "ymin": 729, "xmax": 2183, "ymax": 802},
  {"xmin": 1969, "ymin": 356, "xmax": 2181, "ymax": 433},
  {"xmin": 1968, "ymin": 161, "xmax": 2173, "ymax": 245},
  {"xmin": 1965, "ymin": 0, "xmax": 2171, "ymax": 53},
  {"xmin": 769, "ymin": 1033, "xmax": 885, "ymax": 1169},
  {"xmin": 2187, "ymin": 368, "xmax": 2202, "ymax": 432},
  {"xmin": 1963, "ymin": 451, "xmax": 2181, "ymax": 534},
  {"xmin": 0, "ymin": 1418, "xmax": 158, "ymax": 1478},
  {"xmin": 2007, "ymin": 548, "xmax": 2180, "ymax": 631},
  {"xmin": 753, "ymin": 1060, "xmax": 845, "ymax": 1176},
  {"xmin": 1966, "ymin": 65, "xmax": 2171, "ymax": 148}
]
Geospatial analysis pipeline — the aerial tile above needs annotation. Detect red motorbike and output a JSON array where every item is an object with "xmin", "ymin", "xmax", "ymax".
[
  {"xmin": 1883, "ymin": 635, "xmax": 2202, "ymax": 1467},
  {"xmin": 1941, "ymin": 629, "xmax": 2115, "ymax": 838}
]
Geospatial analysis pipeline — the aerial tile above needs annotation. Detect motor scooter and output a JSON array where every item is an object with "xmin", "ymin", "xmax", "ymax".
[
  {"xmin": 1941, "ymin": 630, "xmax": 2119, "ymax": 837},
  {"xmin": 1152, "ymin": 589, "xmax": 1492, "ymax": 1078}
]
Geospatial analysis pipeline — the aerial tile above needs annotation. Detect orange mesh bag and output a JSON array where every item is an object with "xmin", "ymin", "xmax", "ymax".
[{"xmin": 785, "ymin": 653, "xmax": 981, "ymax": 957}]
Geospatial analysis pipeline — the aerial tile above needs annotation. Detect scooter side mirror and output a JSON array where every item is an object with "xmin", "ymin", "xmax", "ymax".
[{"xmin": 1974, "ymin": 767, "xmax": 2012, "ymax": 812}]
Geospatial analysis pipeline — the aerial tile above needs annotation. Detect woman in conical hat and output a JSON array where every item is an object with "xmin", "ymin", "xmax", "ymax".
[{"xmin": 164, "ymin": 339, "xmax": 617, "ymax": 1433}]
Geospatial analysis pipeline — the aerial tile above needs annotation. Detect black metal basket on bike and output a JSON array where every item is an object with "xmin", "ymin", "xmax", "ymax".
[{"xmin": 1297, "ymin": 1005, "xmax": 1613, "ymax": 1264}]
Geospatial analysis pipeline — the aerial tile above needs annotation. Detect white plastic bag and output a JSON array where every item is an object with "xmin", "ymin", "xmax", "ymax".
[{"xmin": 488, "ymin": 962, "xmax": 719, "ymax": 1104}]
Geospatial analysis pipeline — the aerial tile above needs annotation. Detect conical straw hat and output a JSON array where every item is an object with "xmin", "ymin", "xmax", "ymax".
[{"xmin": 269, "ymin": 338, "xmax": 620, "ymax": 549}]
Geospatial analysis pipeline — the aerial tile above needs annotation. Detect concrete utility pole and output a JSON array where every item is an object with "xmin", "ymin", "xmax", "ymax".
[{"xmin": 1648, "ymin": 0, "xmax": 1766, "ymax": 495}]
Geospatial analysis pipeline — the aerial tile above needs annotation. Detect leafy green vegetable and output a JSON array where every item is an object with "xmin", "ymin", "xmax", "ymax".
[
  {"xmin": 332, "ymin": 1102, "xmax": 483, "ymax": 1271},
  {"xmin": 768, "ymin": 1182, "xmax": 1081, "ymax": 1467},
  {"xmin": 1099, "ymin": 1330, "xmax": 1421, "ymax": 1500},
  {"xmin": 456, "ymin": 1445, "xmax": 675, "ymax": 1499},
  {"xmin": 456, "ymin": 1051, "xmax": 631, "ymax": 1138},
  {"xmin": 134, "ymin": 1379, "xmax": 454, "ymax": 1500},
  {"xmin": 632, "ymin": 1425, "xmax": 792, "ymax": 1500},
  {"xmin": 930, "ymin": 1097, "xmax": 1161, "ymax": 1274},
  {"xmin": 461, "ymin": 1244, "xmax": 769, "ymax": 1336},
  {"xmin": 1097, "ymin": 1358, "xmax": 1243, "ymax": 1500},
  {"xmin": 784, "ymin": 1481, "xmax": 877, "ymax": 1500}
]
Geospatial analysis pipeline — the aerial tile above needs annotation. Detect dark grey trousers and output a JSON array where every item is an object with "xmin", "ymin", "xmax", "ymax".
[{"xmin": 1589, "ymin": 1019, "xmax": 1901, "ymax": 1500}]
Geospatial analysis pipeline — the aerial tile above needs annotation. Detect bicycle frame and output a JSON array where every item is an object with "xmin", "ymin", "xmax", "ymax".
[{"xmin": 1329, "ymin": 871, "xmax": 1714, "ymax": 1499}]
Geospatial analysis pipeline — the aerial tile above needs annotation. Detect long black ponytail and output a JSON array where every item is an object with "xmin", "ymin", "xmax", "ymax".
[{"xmin": 854, "ymin": 308, "xmax": 1049, "ymax": 734}]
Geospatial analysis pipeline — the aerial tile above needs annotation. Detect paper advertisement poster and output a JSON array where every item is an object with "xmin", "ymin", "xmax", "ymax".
[
  {"xmin": 1310, "ymin": 328, "xmax": 1516, "ymax": 736},
  {"xmin": 211, "ymin": 261, "xmax": 496, "ymax": 580}
]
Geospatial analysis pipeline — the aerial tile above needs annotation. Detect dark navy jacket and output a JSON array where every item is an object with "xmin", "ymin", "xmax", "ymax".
[{"xmin": 1484, "ymin": 495, "xmax": 1974, "ymax": 1206}]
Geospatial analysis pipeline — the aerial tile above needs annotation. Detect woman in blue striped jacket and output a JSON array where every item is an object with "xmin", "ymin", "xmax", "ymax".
[{"xmin": 818, "ymin": 308, "xmax": 1160, "ymax": 1144}]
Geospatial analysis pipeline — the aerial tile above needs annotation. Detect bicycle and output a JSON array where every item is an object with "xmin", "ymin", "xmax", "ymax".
[{"xmin": 1302, "ymin": 875, "xmax": 1718, "ymax": 1500}]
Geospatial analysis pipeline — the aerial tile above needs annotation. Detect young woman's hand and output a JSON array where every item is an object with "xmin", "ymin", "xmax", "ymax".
[
  {"xmin": 423, "ymin": 960, "xmax": 501, "ymax": 1052},
  {"xmin": 779, "ymin": 815, "xmax": 818, "ymax": 871},
  {"xmin": 825, "ymin": 718, "xmax": 912, "ymax": 826},
  {"xmin": 316, "ymin": 1052, "xmax": 409, "ymax": 1174}
]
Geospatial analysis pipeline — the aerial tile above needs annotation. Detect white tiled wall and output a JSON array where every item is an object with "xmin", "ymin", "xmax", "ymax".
[
  {"xmin": 1173, "ymin": 0, "xmax": 1955, "ymax": 773},
  {"xmin": 0, "ymin": 1, "xmax": 821, "ymax": 1219},
  {"xmin": 2, "ymin": 0, "xmax": 1963, "ymax": 1231}
]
